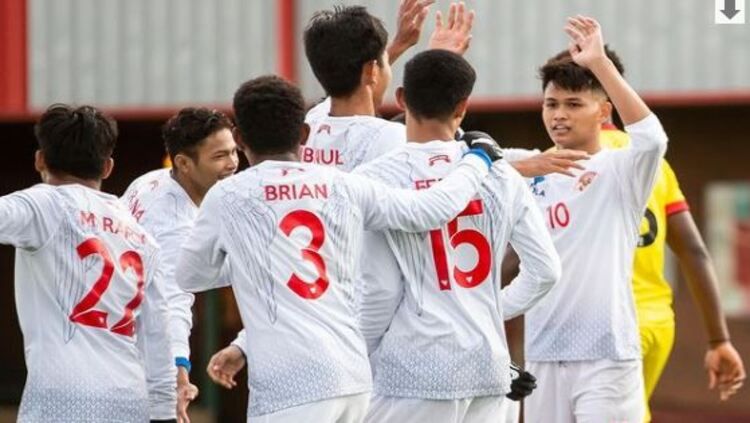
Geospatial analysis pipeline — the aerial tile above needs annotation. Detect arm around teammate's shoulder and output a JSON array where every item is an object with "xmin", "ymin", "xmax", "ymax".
[{"xmin": 349, "ymin": 152, "xmax": 491, "ymax": 233}]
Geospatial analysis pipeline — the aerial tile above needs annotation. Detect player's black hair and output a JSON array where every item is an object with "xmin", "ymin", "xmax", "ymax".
[
  {"xmin": 162, "ymin": 107, "xmax": 234, "ymax": 161},
  {"xmin": 539, "ymin": 45, "xmax": 625, "ymax": 94},
  {"xmin": 34, "ymin": 104, "xmax": 118, "ymax": 180},
  {"xmin": 232, "ymin": 75, "xmax": 306, "ymax": 155},
  {"xmin": 403, "ymin": 50, "xmax": 477, "ymax": 121},
  {"xmin": 304, "ymin": 5, "xmax": 389, "ymax": 98}
]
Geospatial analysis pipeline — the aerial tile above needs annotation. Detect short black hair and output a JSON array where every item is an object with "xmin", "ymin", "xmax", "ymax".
[
  {"xmin": 304, "ymin": 6, "xmax": 388, "ymax": 98},
  {"xmin": 162, "ymin": 107, "xmax": 233, "ymax": 161},
  {"xmin": 403, "ymin": 50, "xmax": 477, "ymax": 120},
  {"xmin": 34, "ymin": 104, "xmax": 118, "ymax": 180},
  {"xmin": 232, "ymin": 75, "xmax": 306, "ymax": 155},
  {"xmin": 539, "ymin": 45, "xmax": 625, "ymax": 93}
]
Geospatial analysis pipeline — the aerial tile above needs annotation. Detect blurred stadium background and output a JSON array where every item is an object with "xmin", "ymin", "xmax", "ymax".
[{"xmin": 0, "ymin": 0, "xmax": 748, "ymax": 421}]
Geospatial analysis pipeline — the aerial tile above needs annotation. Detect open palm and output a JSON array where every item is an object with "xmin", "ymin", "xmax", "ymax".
[{"xmin": 564, "ymin": 15, "xmax": 605, "ymax": 69}]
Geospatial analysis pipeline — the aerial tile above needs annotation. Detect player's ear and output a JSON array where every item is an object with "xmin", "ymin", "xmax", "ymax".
[
  {"xmin": 395, "ymin": 87, "xmax": 406, "ymax": 110},
  {"xmin": 299, "ymin": 123, "xmax": 311, "ymax": 145},
  {"xmin": 362, "ymin": 60, "xmax": 377, "ymax": 87},
  {"xmin": 232, "ymin": 127, "xmax": 247, "ymax": 151},
  {"xmin": 454, "ymin": 98, "xmax": 469, "ymax": 121},
  {"xmin": 101, "ymin": 157, "xmax": 114, "ymax": 180},
  {"xmin": 34, "ymin": 150, "xmax": 46, "ymax": 174},
  {"xmin": 600, "ymin": 100, "xmax": 613, "ymax": 124},
  {"xmin": 173, "ymin": 154, "xmax": 191, "ymax": 174}
]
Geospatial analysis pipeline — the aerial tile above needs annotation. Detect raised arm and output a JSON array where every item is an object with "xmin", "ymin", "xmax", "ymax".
[
  {"xmin": 566, "ymin": 16, "xmax": 667, "ymax": 210},
  {"xmin": 565, "ymin": 16, "xmax": 649, "ymax": 125}
]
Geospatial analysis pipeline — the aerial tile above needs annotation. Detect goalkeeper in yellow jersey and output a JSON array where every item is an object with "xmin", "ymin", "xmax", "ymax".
[{"xmin": 600, "ymin": 121, "xmax": 745, "ymax": 421}]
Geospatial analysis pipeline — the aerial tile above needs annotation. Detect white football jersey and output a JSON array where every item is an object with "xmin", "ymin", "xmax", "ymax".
[
  {"xmin": 0, "ymin": 184, "xmax": 172, "ymax": 422},
  {"xmin": 355, "ymin": 141, "xmax": 560, "ymax": 399},
  {"xmin": 176, "ymin": 156, "xmax": 489, "ymax": 417},
  {"xmin": 122, "ymin": 168, "xmax": 197, "ymax": 419},
  {"xmin": 302, "ymin": 104, "xmax": 406, "ymax": 172},
  {"xmin": 525, "ymin": 114, "xmax": 668, "ymax": 362},
  {"xmin": 231, "ymin": 101, "xmax": 408, "ymax": 357}
]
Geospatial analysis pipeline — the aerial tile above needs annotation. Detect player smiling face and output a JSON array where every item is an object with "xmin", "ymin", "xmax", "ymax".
[{"xmin": 187, "ymin": 127, "xmax": 239, "ymax": 188}]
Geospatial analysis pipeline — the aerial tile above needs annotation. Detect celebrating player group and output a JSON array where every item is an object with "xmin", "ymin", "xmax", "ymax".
[{"xmin": 1, "ymin": 1, "xmax": 745, "ymax": 422}]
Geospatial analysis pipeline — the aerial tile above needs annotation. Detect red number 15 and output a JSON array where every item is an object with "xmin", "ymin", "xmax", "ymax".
[{"xmin": 429, "ymin": 199, "xmax": 492, "ymax": 291}]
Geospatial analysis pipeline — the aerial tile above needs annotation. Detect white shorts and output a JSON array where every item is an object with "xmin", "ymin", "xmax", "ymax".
[
  {"xmin": 364, "ymin": 394, "xmax": 515, "ymax": 423},
  {"xmin": 252, "ymin": 393, "xmax": 370, "ymax": 423},
  {"xmin": 524, "ymin": 359, "xmax": 644, "ymax": 423}
]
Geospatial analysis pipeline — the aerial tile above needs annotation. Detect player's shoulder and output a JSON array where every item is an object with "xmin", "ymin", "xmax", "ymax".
[
  {"xmin": 483, "ymin": 160, "xmax": 528, "ymax": 195},
  {"xmin": 305, "ymin": 97, "xmax": 331, "ymax": 124},
  {"xmin": 352, "ymin": 143, "xmax": 411, "ymax": 178},
  {"xmin": 13, "ymin": 183, "xmax": 61, "ymax": 203},
  {"xmin": 123, "ymin": 169, "xmax": 174, "ymax": 200}
]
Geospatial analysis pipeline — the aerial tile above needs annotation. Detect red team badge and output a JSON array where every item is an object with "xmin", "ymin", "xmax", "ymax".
[
  {"xmin": 576, "ymin": 171, "xmax": 598, "ymax": 191},
  {"xmin": 428, "ymin": 155, "xmax": 452, "ymax": 166}
]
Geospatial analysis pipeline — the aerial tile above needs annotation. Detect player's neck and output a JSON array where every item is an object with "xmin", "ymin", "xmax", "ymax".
[
  {"xmin": 329, "ymin": 90, "xmax": 376, "ymax": 117},
  {"xmin": 171, "ymin": 171, "xmax": 205, "ymax": 207},
  {"xmin": 405, "ymin": 119, "xmax": 456, "ymax": 144},
  {"xmin": 44, "ymin": 172, "xmax": 101, "ymax": 190},
  {"xmin": 580, "ymin": 139, "xmax": 603, "ymax": 155},
  {"xmin": 249, "ymin": 151, "xmax": 300, "ymax": 166}
]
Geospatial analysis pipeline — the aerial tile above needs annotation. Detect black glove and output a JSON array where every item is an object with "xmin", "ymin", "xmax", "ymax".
[
  {"xmin": 460, "ymin": 130, "xmax": 504, "ymax": 162},
  {"xmin": 506, "ymin": 362, "xmax": 537, "ymax": 401}
]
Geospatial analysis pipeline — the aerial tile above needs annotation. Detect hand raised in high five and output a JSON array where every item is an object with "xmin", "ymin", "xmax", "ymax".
[
  {"xmin": 428, "ymin": 2, "xmax": 475, "ymax": 55},
  {"xmin": 388, "ymin": 0, "xmax": 436, "ymax": 64},
  {"xmin": 564, "ymin": 15, "xmax": 606, "ymax": 69}
]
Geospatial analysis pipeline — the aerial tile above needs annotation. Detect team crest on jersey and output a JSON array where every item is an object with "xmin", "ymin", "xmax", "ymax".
[
  {"xmin": 281, "ymin": 167, "xmax": 305, "ymax": 176},
  {"xmin": 316, "ymin": 124, "xmax": 331, "ymax": 135},
  {"xmin": 428, "ymin": 154, "xmax": 452, "ymax": 166},
  {"xmin": 530, "ymin": 176, "xmax": 546, "ymax": 197},
  {"xmin": 575, "ymin": 171, "xmax": 598, "ymax": 192}
]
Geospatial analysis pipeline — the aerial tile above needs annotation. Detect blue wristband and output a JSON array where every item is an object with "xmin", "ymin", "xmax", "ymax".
[
  {"xmin": 465, "ymin": 148, "xmax": 493, "ymax": 168},
  {"xmin": 175, "ymin": 356, "xmax": 191, "ymax": 373}
]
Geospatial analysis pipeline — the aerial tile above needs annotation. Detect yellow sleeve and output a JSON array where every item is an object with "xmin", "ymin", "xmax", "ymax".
[{"xmin": 661, "ymin": 160, "xmax": 689, "ymax": 216}]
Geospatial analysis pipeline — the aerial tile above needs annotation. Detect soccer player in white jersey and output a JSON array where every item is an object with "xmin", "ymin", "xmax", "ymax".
[
  {"xmin": 122, "ymin": 107, "xmax": 239, "ymax": 422},
  {"xmin": 0, "ymin": 104, "xmax": 173, "ymax": 422},
  {"xmin": 174, "ymin": 75, "xmax": 503, "ymax": 422},
  {"xmin": 352, "ymin": 49, "xmax": 561, "ymax": 423},
  {"xmin": 300, "ymin": 3, "xmax": 473, "ymax": 170},
  {"xmin": 520, "ymin": 17, "xmax": 670, "ymax": 422}
]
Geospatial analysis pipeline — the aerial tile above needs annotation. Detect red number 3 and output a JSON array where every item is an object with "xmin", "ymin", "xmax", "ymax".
[
  {"xmin": 69, "ymin": 238, "xmax": 145, "ymax": 337},
  {"xmin": 279, "ymin": 210, "xmax": 329, "ymax": 299},
  {"xmin": 430, "ymin": 199, "xmax": 492, "ymax": 291}
]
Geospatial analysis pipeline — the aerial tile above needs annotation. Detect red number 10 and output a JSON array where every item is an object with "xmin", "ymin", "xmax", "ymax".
[
  {"xmin": 429, "ymin": 199, "xmax": 492, "ymax": 291},
  {"xmin": 69, "ymin": 238, "xmax": 145, "ymax": 337},
  {"xmin": 546, "ymin": 202, "xmax": 570, "ymax": 229}
]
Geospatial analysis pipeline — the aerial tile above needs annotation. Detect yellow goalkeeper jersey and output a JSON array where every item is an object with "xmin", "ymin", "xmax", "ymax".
[{"xmin": 600, "ymin": 124, "xmax": 689, "ymax": 326}]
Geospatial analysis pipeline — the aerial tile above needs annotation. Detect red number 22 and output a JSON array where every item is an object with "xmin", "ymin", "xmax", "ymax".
[{"xmin": 69, "ymin": 238, "xmax": 145, "ymax": 337}]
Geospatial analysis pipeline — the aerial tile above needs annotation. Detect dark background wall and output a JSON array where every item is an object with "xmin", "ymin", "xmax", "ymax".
[{"xmin": 1, "ymin": 104, "xmax": 748, "ymax": 420}]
